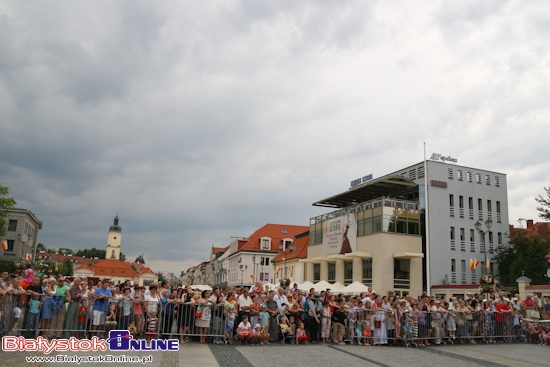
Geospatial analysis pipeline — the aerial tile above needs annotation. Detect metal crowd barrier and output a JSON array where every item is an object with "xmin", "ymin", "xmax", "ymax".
[
  {"xmin": 344, "ymin": 309, "xmax": 533, "ymax": 347},
  {"xmin": 1, "ymin": 293, "xmax": 228, "ymax": 344}
]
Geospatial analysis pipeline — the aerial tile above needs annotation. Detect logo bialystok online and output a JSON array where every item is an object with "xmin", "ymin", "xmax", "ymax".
[{"xmin": 2, "ymin": 331, "xmax": 179, "ymax": 354}]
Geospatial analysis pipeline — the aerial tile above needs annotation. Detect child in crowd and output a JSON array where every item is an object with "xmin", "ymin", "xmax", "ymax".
[
  {"xmin": 279, "ymin": 316, "xmax": 294, "ymax": 336},
  {"xmin": 27, "ymin": 293, "xmax": 42, "ymax": 331},
  {"xmin": 321, "ymin": 301, "xmax": 332, "ymax": 343},
  {"xmin": 76, "ymin": 299, "xmax": 88, "ymax": 339},
  {"xmin": 128, "ymin": 320, "xmax": 138, "ymax": 339},
  {"xmin": 226, "ymin": 305, "xmax": 236, "ymax": 345},
  {"xmin": 288, "ymin": 316, "xmax": 297, "ymax": 335},
  {"xmin": 354, "ymin": 313, "xmax": 363, "ymax": 345},
  {"xmin": 447, "ymin": 302, "xmax": 457, "ymax": 340},
  {"xmin": 105, "ymin": 303, "xmax": 117, "ymax": 332},
  {"xmin": 260, "ymin": 325, "xmax": 270, "ymax": 345},
  {"xmin": 253, "ymin": 324, "xmax": 263, "ymax": 345},
  {"xmin": 146, "ymin": 311, "xmax": 158, "ymax": 341},
  {"xmin": 296, "ymin": 322, "xmax": 308, "ymax": 345},
  {"xmin": 362, "ymin": 311, "xmax": 372, "ymax": 346},
  {"xmin": 349, "ymin": 312, "xmax": 358, "ymax": 343}
]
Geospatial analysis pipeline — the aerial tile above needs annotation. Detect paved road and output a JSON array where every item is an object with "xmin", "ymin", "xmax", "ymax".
[{"xmin": 1, "ymin": 341, "xmax": 548, "ymax": 366}]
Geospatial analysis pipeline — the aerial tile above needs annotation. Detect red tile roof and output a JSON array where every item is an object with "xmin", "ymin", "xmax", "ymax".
[
  {"xmin": 212, "ymin": 247, "xmax": 225, "ymax": 254},
  {"xmin": 36, "ymin": 252, "xmax": 97, "ymax": 266},
  {"xmin": 240, "ymin": 223, "xmax": 309, "ymax": 252},
  {"xmin": 272, "ymin": 232, "xmax": 309, "ymax": 262},
  {"xmin": 75, "ymin": 259, "xmax": 156, "ymax": 278},
  {"xmin": 526, "ymin": 285, "xmax": 550, "ymax": 290},
  {"xmin": 509, "ymin": 221, "xmax": 549, "ymax": 240}
]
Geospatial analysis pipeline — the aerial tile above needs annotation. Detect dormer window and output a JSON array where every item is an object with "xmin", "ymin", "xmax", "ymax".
[{"xmin": 260, "ymin": 237, "xmax": 272, "ymax": 249}]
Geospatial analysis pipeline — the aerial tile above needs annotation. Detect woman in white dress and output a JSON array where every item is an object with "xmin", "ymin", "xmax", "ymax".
[{"xmin": 373, "ymin": 299, "xmax": 388, "ymax": 345}]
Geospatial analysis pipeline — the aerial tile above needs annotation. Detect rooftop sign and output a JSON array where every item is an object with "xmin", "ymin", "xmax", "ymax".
[
  {"xmin": 430, "ymin": 153, "xmax": 457, "ymax": 164},
  {"xmin": 350, "ymin": 174, "xmax": 373, "ymax": 188}
]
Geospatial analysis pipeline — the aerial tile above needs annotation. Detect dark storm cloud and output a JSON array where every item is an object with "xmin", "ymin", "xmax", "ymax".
[{"xmin": 0, "ymin": 1, "xmax": 548, "ymax": 274}]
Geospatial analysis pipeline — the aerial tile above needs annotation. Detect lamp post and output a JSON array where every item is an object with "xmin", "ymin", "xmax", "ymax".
[
  {"xmin": 239, "ymin": 264, "xmax": 248, "ymax": 287},
  {"xmin": 279, "ymin": 242, "xmax": 296, "ymax": 279},
  {"xmin": 475, "ymin": 218, "xmax": 493, "ymax": 275}
]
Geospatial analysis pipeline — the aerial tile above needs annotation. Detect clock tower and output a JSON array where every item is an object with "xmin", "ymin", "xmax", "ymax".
[{"xmin": 106, "ymin": 215, "xmax": 122, "ymax": 260}]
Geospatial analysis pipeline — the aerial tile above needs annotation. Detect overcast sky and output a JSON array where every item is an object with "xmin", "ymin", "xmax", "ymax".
[{"xmin": 1, "ymin": 1, "xmax": 548, "ymax": 275}]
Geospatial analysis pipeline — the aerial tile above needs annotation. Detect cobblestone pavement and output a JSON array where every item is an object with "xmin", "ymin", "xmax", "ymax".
[
  {"xmin": 2, "ymin": 340, "xmax": 548, "ymax": 366},
  {"xmin": 209, "ymin": 342, "xmax": 549, "ymax": 367}
]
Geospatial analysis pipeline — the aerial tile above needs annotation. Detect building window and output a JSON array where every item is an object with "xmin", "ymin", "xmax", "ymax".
[
  {"xmin": 8, "ymin": 220, "xmax": 17, "ymax": 231},
  {"xmin": 495, "ymin": 176, "xmax": 500, "ymax": 187},
  {"xmin": 459, "ymin": 196, "xmax": 464, "ymax": 209},
  {"xmin": 486, "ymin": 174, "xmax": 491, "ymax": 185},
  {"xmin": 409, "ymin": 169, "xmax": 416, "ymax": 180},
  {"xmin": 449, "ymin": 194, "xmax": 454, "ymax": 207},
  {"xmin": 450, "ymin": 227, "xmax": 456, "ymax": 251},
  {"xmin": 265, "ymin": 258, "xmax": 270, "ymax": 266},
  {"xmin": 476, "ymin": 173, "xmax": 481, "ymax": 184},
  {"xmin": 451, "ymin": 259, "xmax": 456, "ymax": 284},
  {"xmin": 461, "ymin": 260, "xmax": 467, "ymax": 284},
  {"xmin": 448, "ymin": 168, "xmax": 453, "ymax": 179},
  {"xmin": 394, "ymin": 259, "xmax": 410, "ymax": 289},
  {"xmin": 417, "ymin": 166, "xmax": 425, "ymax": 178},
  {"xmin": 458, "ymin": 170, "xmax": 463, "ymax": 181},
  {"xmin": 487, "ymin": 200, "xmax": 492, "ymax": 213},
  {"xmin": 313, "ymin": 264, "xmax": 320, "ymax": 282},
  {"xmin": 328, "ymin": 263, "xmax": 336, "ymax": 282},
  {"xmin": 488, "ymin": 231, "xmax": 494, "ymax": 252},
  {"xmin": 470, "ymin": 229, "xmax": 475, "ymax": 252},
  {"xmin": 344, "ymin": 261, "xmax": 353, "ymax": 285},
  {"xmin": 467, "ymin": 172, "xmax": 472, "ymax": 182},
  {"xmin": 478, "ymin": 198, "xmax": 483, "ymax": 211},
  {"xmin": 261, "ymin": 238, "xmax": 271, "ymax": 249},
  {"xmin": 498, "ymin": 232, "xmax": 502, "ymax": 245},
  {"xmin": 6, "ymin": 240, "xmax": 14, "ymax": 251}
]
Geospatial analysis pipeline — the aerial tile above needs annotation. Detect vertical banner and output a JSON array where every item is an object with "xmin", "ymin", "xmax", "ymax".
[{"xmin": 322, "ymin": 213, "xmax": 357, "ymax": 256}]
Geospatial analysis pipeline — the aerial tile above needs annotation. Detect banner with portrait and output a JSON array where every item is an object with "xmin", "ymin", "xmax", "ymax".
[{"xmin": 322, "ymin": 213, "xmax": 357, "ymax": 256}]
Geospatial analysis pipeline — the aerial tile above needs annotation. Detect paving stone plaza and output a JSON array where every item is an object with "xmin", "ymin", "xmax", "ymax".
[{"xmin": 2, "ymin": 342, "xmax": 548, "ymax": 367}]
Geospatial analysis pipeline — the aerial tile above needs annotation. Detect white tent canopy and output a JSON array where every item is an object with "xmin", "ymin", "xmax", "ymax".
[
  {"xmin": 342, "ymin": 281, "xmax": 370, "ymax": 294},
  {"xmin": 297, "ymin": 281, "xmax": 315, "ymax": 290},
  {"xmin": 312, "ymin": 280, "xmax": 332, "ymax": 292},
  {"xmin": 190, "ymin": 284, "xmax": 212, "ymax": 291},
  {"xmin": 332, "ymin": 282, "xmax": 345, "ymax": 291}
]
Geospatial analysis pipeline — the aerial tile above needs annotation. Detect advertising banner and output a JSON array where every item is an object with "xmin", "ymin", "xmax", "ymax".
[{"xmin": 322, "ymin": 213, "xmax": 357, "ymax": 256}]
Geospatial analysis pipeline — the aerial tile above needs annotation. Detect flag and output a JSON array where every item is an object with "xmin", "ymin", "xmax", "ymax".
[
  {"xmin": 24, "ymin": 253, "xmax": 32, "ymax": 261},
  {"xmin": 1, "ymin": 240, "xmax": 7, "ymax": 251},
  {"xmin": 469, "ymin": 259, "xmax": 475, "ymax": 270},
  {"xmin": 474, "ymin": 259, "xmax": 480, "ymax": 269},
  {"xmin": 486, "ymin": 259, "xmax": 490, "ymax": 269}
]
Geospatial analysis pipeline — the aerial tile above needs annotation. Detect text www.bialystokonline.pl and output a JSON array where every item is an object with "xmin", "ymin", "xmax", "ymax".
[{"xmin": 26, "ymin": 354, "xmax": 153, "ymax": 364}]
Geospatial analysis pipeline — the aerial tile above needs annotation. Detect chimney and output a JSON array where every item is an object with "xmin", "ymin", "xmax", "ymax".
[{"xmin": 526, "ymin": 219, "xmax": 534, "ymax": 229}]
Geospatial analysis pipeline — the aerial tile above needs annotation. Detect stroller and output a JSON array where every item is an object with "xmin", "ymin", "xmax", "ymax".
[{"xmin": 277, "ymin": 315, "xmax": 295, "ymax": 345}]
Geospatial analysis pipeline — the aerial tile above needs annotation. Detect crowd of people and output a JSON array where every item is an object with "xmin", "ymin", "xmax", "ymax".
[{"xmin": 1, "ymin": 270, "xmax": 550, "ymax": 348}]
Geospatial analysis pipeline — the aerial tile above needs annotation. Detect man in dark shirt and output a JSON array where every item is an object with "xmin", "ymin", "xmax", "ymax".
[
  {"xmin": 265, "ymin": 291, "xmax": 279, "ymax": 342},
  {"xmin": 22, "ymin": 276, "xmax": 42, "ymax": 337}
]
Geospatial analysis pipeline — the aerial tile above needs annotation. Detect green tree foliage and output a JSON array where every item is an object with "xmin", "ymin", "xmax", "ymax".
[
  {"xmin": 74, "ymin": 247, "xmax": 125, "ymax": 261},
  {"xmin": 0, "ymin": 183, "xmax": 17, "ymax": 237},
  {"xmin": 536, "ymin": 186, "xmax": 550, "ymax": 220},
  {"xmin": 59, "ymin": 259, "xmax": 73, "ymax": 276},
  {"xmin": 36, "ymin": 243, "xmax": 46, "ymax": 252},
  {"xmin": 0, "ymin": 259, "xmax": 17, "ymax": 274},
  {"xmin": 493, "ymin": 230, "xmax": 550, "ymax": 285},
  {"xmin": 157, "ymin": 272, "xmax": 167, "ymax": 284}
]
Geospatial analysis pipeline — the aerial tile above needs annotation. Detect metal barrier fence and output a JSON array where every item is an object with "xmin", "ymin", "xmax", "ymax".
[
  {"xmin": 0, "ymin": 292, "xmax": 227, "ymax": 343},
  {"xmin": 2, "ymin": 293, "xmax": 549, "ymax": 347},
  {"xmin": 344, "ymin": 309, "xmax": 550, "ymax": 347}
]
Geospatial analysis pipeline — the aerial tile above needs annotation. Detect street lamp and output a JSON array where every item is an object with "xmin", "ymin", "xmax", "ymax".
[
  {"xmin": 475, "ymin": 218, "xmax": 493, "ymax": 275},
  {"xmin": 239, "ymin": 264, "xmax": 248, "ymax": 287},
  {"xmin": 279, "ymin": 241, "xmax": 296, "ymax": 279}
]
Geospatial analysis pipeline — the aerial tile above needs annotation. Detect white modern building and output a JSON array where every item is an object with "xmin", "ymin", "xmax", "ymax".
[{"xmin": 304, "ymin": 154, "xmax": 509, "ymax": 296}]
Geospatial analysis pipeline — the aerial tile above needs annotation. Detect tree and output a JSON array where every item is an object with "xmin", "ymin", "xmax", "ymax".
[
  {"xmin": 119, "ymin": 253, "xmax": 126, "ymax": 261},
  {"xmin": 536, "ymin": 186, "xmax": 550, "ymax": 220},
  {"xmin": 36, "ymin": 243, "xmax": 46, "ymax": 252},
  {"xmin": 0, "ymin": 183, "xmax": 16, "ymax": 237},
  {"xmin": 75, "ymin": 247, "xmax": 125, "ymax": 261},
  {"xmin": 59, "ymin": 259, "xmax": 73, "ymax": 276},
  {"xmin": 157, "ymin": 272, "xmax": 167, "ymax": 284},
  {"xmin": 493, "ymin": 230, "xmax": 550, "ymax": 285},
  {"xmin": 0, "ymin": 259, "xmax": 17, "ymax": 274}
]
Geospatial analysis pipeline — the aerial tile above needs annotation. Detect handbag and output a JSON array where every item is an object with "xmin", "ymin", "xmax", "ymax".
[
  {"xmin": 529, "ymin": 309, "xmax": 540, "ymax": 319},
  {"xmin": 195, "ymin": 311, "xmax": 203, "ymax": 318}
]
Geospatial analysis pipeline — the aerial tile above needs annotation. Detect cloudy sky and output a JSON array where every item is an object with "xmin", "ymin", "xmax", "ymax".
[{"xmin": 1, "ymin": 1, "xmax": 548, "ymax": 275}]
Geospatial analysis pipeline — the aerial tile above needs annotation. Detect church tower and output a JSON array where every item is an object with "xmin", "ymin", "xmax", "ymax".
[{"xmin": 106, "ymin": 215, "xmax": 121, "ymax": 260}]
